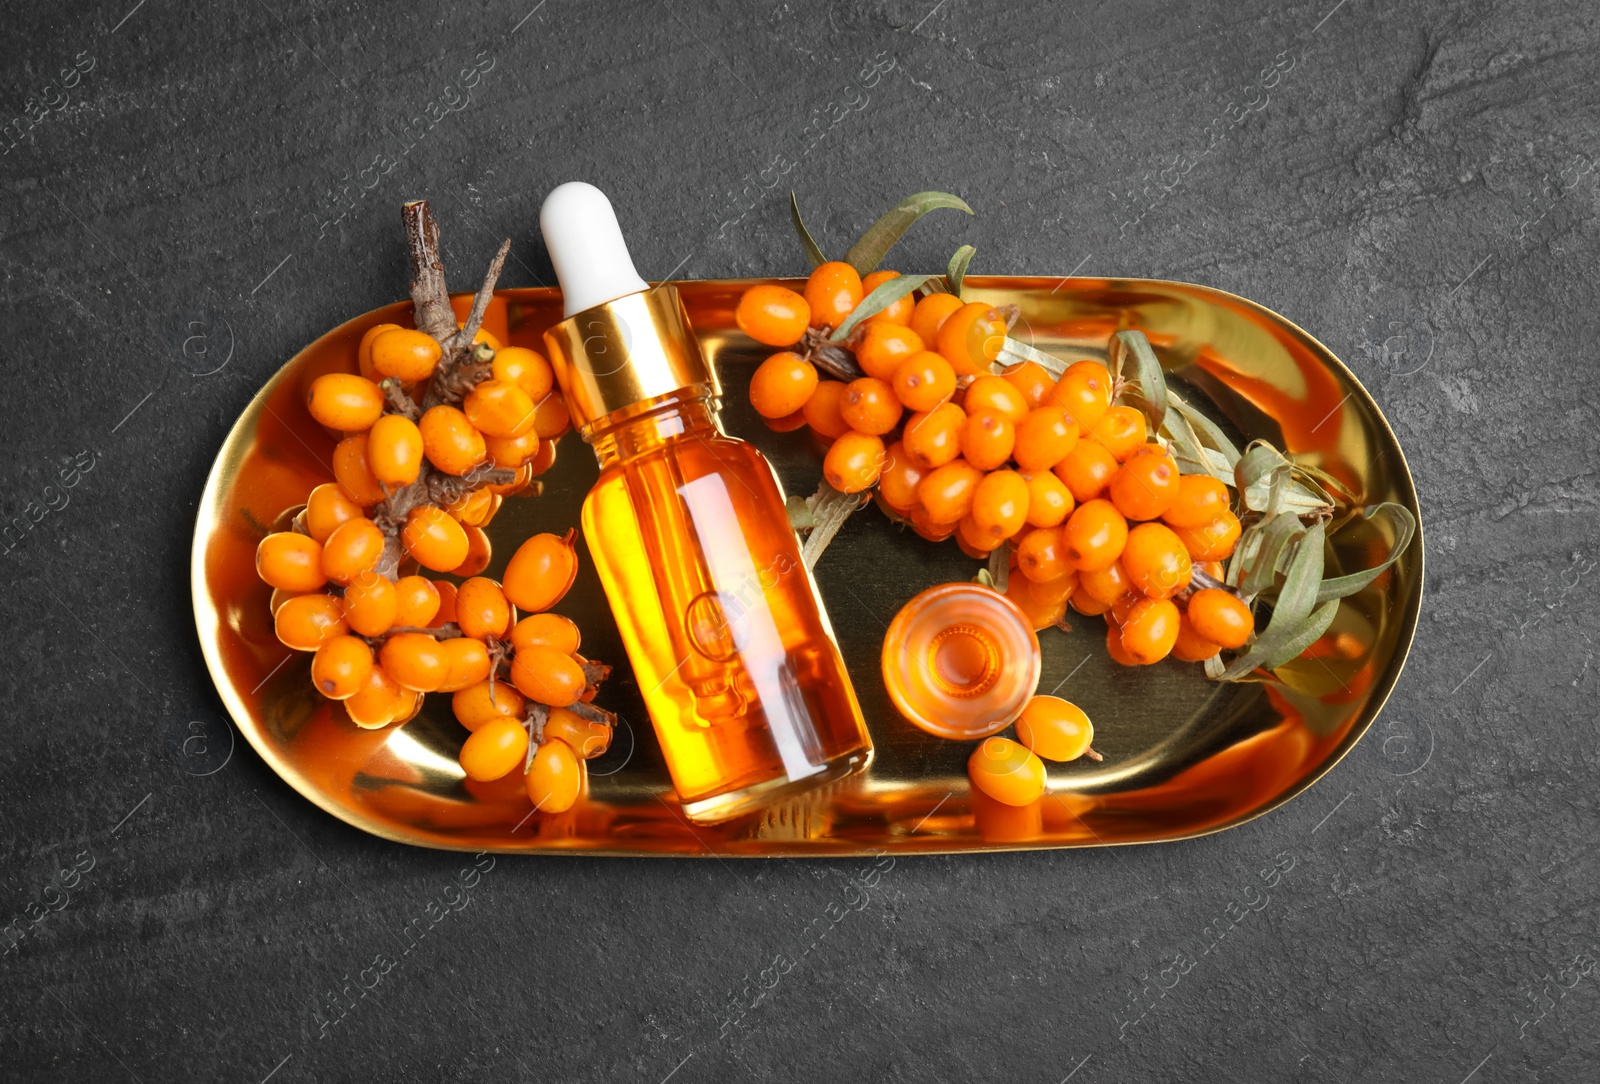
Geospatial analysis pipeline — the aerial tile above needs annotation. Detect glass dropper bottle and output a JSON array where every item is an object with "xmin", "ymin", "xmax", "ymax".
[{"xmin": 539, "ymin": 182, "xmax": 873, "ymax": 823}]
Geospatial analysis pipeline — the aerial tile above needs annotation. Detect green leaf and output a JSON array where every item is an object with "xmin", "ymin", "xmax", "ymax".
[
  {"xmin": 1316, "ymin": 502, "xmax": 1417, "ymax": 602},
  {"xmin": 1112, "ymin": 330, "xmax": 1167, "ymax": 431},
  {"xmin": 1239, "ymin": 512, "xmax": 1306, "ymax": 598},
  {"xmin": 1235, "ymin": 441, "xmax": 1331, "ymax": 514},
  {"xmin": 800, "ymin": 481, "xmax": 868, "ymax": 568},
  {"xmin": 996, "ymin": 337, "xmax": 1068, "ymax": 377},
  {"xmin": 1216, "ymin": 598, "xmax": 1340, "ymax": 679},
  {"xmin": 1167, "ymin": 391, "xmax": 1242, "ymax": 466},
  {"xmin": 1271, "ymin": 519, "xmax": 1326, "ymax": 633},
  {"xmin": 786, "ymin": 494, "xmax": 817, "ymax": 531},
  {"xmin": 829, "ymin": 273, "xmax": 933, "ymax": 343},
  {"xmin": 789, "ymin": 192, "xmax": 826, "ymax": 269},
  {"xmin": 844, "ymin": 191, "xmax": 974, "ymax": 275},
  {"xmin": 946, "ymin": 245, "xmax": 976, "ymax": 298},
  {"xmin": 1161, "ymin": 408, "xmax": 1235, "ymax": 484}
]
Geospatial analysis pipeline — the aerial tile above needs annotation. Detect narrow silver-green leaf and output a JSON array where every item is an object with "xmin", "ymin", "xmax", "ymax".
[
  {"xmin": 786, "ymin": 494, "xmax": 817, "ymax": 531},
  {"xmin": 996, "ymin": 337, "xmax": 1068, "ymax": 377},
  {"xmin": 800, "ymin": 481, "xmax": 868, "ymax": 568},
  {"xmin": 987, "ymin": 545, "xmax": 1010, "ymax": 594},
  {"xmin": 1162, "ymin": 407, "xmax": 1236, "ymax": 484},
  {"xmin": 828, "ymin": 273, "xmax": 933, "ymax": 343},
  {"xmin": 1168, "ymin": 391, "xmax": 1242, "ymax": 465},
  {"xmin": 1239, "ymin": 512, "xmax": 1306, "ymax": 598},
  {"xmin": 844, "ymin": 191, "xmax": 974, "ymax": 275},
  {"xmin": 1113, "ymin": 330, "xmax": 1168, "ymax": 431},
  {"xmin": 789, "ymin": 192, "xmax": 826, "ymax": 269},
  {"xmin": 947, "ymin": 245, "xmax": 976, "ymax": 298},
  {"xmin": 1217, "ymin": 598, "xmax": 1340, "ymax": 679},
  {"xmin": 1315, "ymin": 502, "xmax": 1417, "ymax": 602},
  {"xmin": 1269, "ymin": 519, "xmax": 1326, "ymax": 634}
]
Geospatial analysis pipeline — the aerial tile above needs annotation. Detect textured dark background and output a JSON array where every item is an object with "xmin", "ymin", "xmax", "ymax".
[{"xmin": 2, "ymin": 0, "xmax": 1597, "ymax": 1081}]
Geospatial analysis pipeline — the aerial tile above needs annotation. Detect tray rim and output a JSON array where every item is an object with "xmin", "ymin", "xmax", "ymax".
[{"xmin": 191, "ymin": 274, "xmax": 1424, "ymax": 856}]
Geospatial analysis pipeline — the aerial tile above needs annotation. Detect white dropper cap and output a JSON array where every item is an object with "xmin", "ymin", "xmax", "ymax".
[{"xmin": 540, "ymin": 182, "xmax": 651, "ymax": 318}]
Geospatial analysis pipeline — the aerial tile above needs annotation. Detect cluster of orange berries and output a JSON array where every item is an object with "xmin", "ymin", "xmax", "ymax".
[
  {"xmin": 254, "ymin": 320, "xmax": 610, "ymax": 813},
  {"xmin": 736, "ymin": 264, "xmax": 1257, "ymax": 669}
]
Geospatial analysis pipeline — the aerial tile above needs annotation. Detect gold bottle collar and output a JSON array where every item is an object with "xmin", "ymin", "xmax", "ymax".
[{"xmin": 542, "ymin": 285, "xmax": 717, "ymax": 431}]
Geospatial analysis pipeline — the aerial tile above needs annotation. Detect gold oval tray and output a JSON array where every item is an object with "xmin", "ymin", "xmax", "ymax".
[{"xmin": 192, "ymin": 277, "xmax": 1422, "ymax": 855}]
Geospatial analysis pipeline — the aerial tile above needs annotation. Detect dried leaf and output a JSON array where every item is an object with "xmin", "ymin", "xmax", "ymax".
[
  {"xmin": 790, "ymin": 192, "xmax": 826, "ymax": 270},
  {"xmin": 844, "ymin": 191, "xmax": 974, "ymax": 275},
  {"xmin": 1238, "ymin": 512, "xmax": 1305, "ymax": 599},
  {"xmin": 996, "ymin": 337, "xmax": 1068, "ymax": 378},
  {"xmin": 1236, "ymin": 441, "xmax": 1330, "ymax": 515},
  {"xmin": 829, "ymin": 273, "xmax": 933, "ymax": 343},
  {"xmin": 1316, "ymin": 502, "xmax": 1416, "ymax": 602},
  {"xmin": 987, "ymin": 545, "xmax": 1010, "ymax": 594},
  {"xmin": 1160, "ymin": 407, "xmax": 1235, "ymax": 484},
  {"xmin": 800, "ymin": 481, "xmax": 868, "ymax": 568},
  {"xmin": 947, "ymin": 245, "xmax": 976, "ymax": 298},
  {"xmin": 1168, "ymin": 391, "xmax": 1242, "ymax": 466},
  {"xmin": 1112, "ymin": 330, "xmax": 1167, "ymax": 432},
  {"xmin": 786, "ymin": 495, "xmax": 817, "ymax": 532}
]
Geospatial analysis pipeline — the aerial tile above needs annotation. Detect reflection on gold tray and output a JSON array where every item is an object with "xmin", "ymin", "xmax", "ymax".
[{"xmin": 191, "ymin": 277, "xmax": 1423, "ymax": 855}]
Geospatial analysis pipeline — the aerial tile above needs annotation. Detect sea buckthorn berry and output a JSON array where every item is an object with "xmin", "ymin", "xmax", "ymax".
[
  {"xmin": 455, "ymin": 577, "xmax": 511, "ymax": 640},
  {"xmin": 1013, "ymin": 407, "xmax": 1080, "ymax": 472},
  {"xmin": 968, "ymin": 736, "xmax": 1047, "ymax": 807},
  {"xmin": 840, "ymin": 377, "xmax": 903, "ymax": 436},
  {"xmin": 452, "ymin": 680, "xmax": 525, "ymax": 732},
  {"xmin": 971, "ymin": 470, "xmax": 1030, "ymax": 540},
  {"xmin": 380, "ymin": 631, "xmax": 450, "ymax": 692},
  {"xmin": 367, "ymin": 414, "xmax": 425, "ymax": 487},
  {"xmin": 1061, "ymin": 498, "xmax": 1129, "ymax": 572},
  {"xmin": 909, "ymin": 503, "xmax": 957, "ymax": 541},
  {"xmin": 311, "ymin": 635, "xmax": 373, "ymax": 700},
  {"xmin": 358, "ymin": 322, "xmax": 401, "ymax": 380},
  {"xmin": 903, "ymin": 402, "xmax": 967, "ymax": 469},
  {"xmin": 1109, "ymin": 445, "xmax": 1180, "ymax": 521},
  {"xmin": 1005, "ymin": 570, "xmax": 1068, "ymax": 630},
  {"xmin": 503, "ymin": 532, "xmax": 579, "ymax": 613},
  {"xmin": 1121, "ymin": 522, "xmax": 1193, "ymax": 599},
  {"xmin": 915, "ymin": 458, "xmax": 984, "ymax": 524},
  {"xmin": 1109, "ymin": 593, "xmax": 1141, "ymax": 627},
  {"xmin": 345, "ymin": 665, "xmax": 411, "ymax": 729},
  {"xmin": 1050, "ymin": 361, "xmax": 1113, "ymax": 430},
  {"xmin": 451, "ymin": 524, "xmax": 492, "ymax": 577},
  {"xmin": 891, "ymin": 351, "xmax": 957, "ymax": 412},
  {"xmin": 510, "ymin": 613, "xmax": 581, "ymax": 656},
  {"xmin": 484, "ymin": 430, "xmax": 539, "ymax": 469},
  {"xmin": 531, "ymin": 394, "xmax": 571, "ymax": 440},
  {"xmin": 957, "ymin": 513, "xmax": 1006, "ymax": 555},
  {"xmin": 749, "ymin": 352, "xmax": 818, "ymax": 419},
  {"xmin": 1072, "ymin": 591, "xmax": 1112, "ymax": 617},
  {"xmin": 268, "ymin": 588, "xmax": 312, "ymax": 616},
  {"xmin": 525, "ymin": 440, "xmax": 557, "ymax": 477},
  {"xmin": 402, "ymin": 506, "xmax": 470, "ymax": 572},
  {"xmin": 936, "ymin": 302, "xmax": 1007, "ymax": 376},
  {"xmin": 333, "ymin": 434, "xmax": 388, "ymax": 506},
  {"xmin": 855, "ymin": 323, "xmax": 925, "ymax": 381},
  {"xmin": 909, "ymin": 291, "xmax": 965, "ymax": 348},
  {"xmin": 256, "ymin": 532, "xmax": 327, "ymax": 592},
  {"xmin": 963, "ymin": 375, "xmax": 1029, "ymax": 424},
  {"xmin": 1079, "ymin": 559, "xmax": 1132, "ymax": 606},
  {"xmin": 736, "ymin": 284, "xmax": 811, "ymax": 346},
  {"xmin": 877, "ymin": 441, "xmax": 926, "ymax": 510},
  {"xmin": 824, "ymin": 431, "xmax": 886, "ymax": 494},
  {"xmin": 960, "ymin": 409, "xmax": 1016, "ymax": 471},
  {"xmin": 342, "ymin": 570, "xmax": 398, "ymax": 638},
  {"xmin": 1052, "ymin": 439, "xmax": 1119, "ymax": 503},
  {"xmin": 307, "ymin": 373, "xmax": 385, "ymax": 432},
  {"xmin": 1172, "ymin": 611, "xmax": 1224, "ymax": 662},
  {"xmin": 801, "ymin": 380, "xmax": 852, "ymax": 441},
  {"xmin": 1187, "ymin": 588, "xmax": 1254, "ymax": 649},
  {"xmin": 460, "ymin": 716, "xmax": 530, "ymax": 782},
  {"xmin": 543, "ymin": 707, "xmax": 611, "ymax": 759},
  {"xmin": 525, "ymin": 738, "xmax": 584, "ymax": 812},
  {"xmin": 1023, "ymin": 471, "xmax": 1074, "ymax": 528},
  {"xmin": 804, "ymin": 261, "xmax": 864, "ymax": 330},
  {"xmin": 437, "ymin": 637, "xmax": 493, "ymax": 692},
  {"xmin": 431, "ymin": 581, "xmax": 458, "ymax": 627},
  {"xmin": 1002, "ymin": 361, "xmax": 1055, "ymax": 409},
  {"xmin": 491, "ymin": 346, "xmax": 554, "ymax": 401},
  {"xmin": 1026, "ymin": 571, "xmax": 1078, "ymax": 606},
  {"xmin": 861, "ymin": 269, "xmax": 916, "ymax": 325},
  {"xmin": 304, "ymin": 483, "xmax": 364, "ymax": 542},
  {"xmin": 1104, "ymin": 620, "xmax": 1144, "ymax": 666},
  {"xmin": 371, "ymin": 327, "xmax": 443, "ymax": 383},
  {"xmin": 1015, "ymin": 526, "xmax": 1070, "ymax": 583},
  {"xmin": 1017, "ymin": 696, "xmax": 1095, "ymax": 762},
  {"xmin": 419, "ymin": 405, "xmax": 487, "ymax": 476},
  {"xmin": 1163, "ymin": 474, "xmax": 1232, "ymax": 529},
  {"xmin": 1174, "ymin": 511, "xmax": 1242, "ymax": 562},
  {"xmin": 1090, "ymin": 405, "xmax": 1148, "ymax": 461},
  {"xmin": 464, "ymin": 379, "xmax": 538, "ymax": 439},
  {"xmin": 511, "ymin": 646, "xmax": 587, "ymax": 707},
  {"xmin": 1119, "ymin": 597, "xmax": 1181, "ymax": 664},
  {"xmin": 393, "ymin": 575, "xmax": 441, "ymax": 627},
  {"xmin": 274, "ymin": 593, "xmax": 348, "ymax": 651}
]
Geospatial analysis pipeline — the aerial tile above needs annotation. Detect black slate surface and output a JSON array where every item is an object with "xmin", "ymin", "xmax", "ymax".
[{"xmin": 2, "ymin": 1, "xmax": 1598, "ymax": 1081}]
